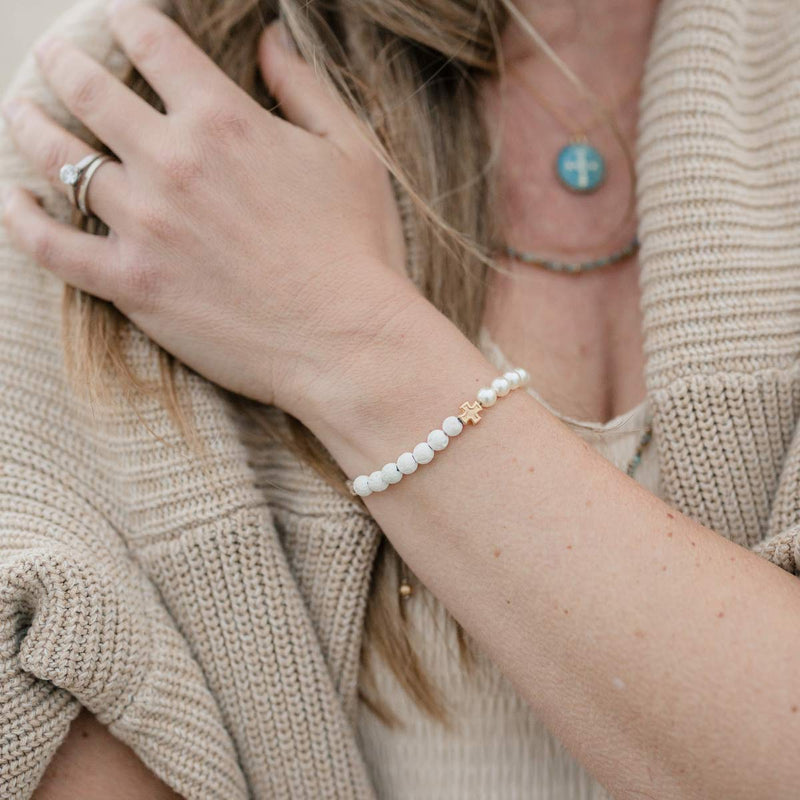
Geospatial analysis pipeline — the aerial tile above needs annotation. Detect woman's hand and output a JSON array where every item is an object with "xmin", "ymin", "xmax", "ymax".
[{"xmin": 1, "ymin": 0, "xmax": 418, "ymax": 421}]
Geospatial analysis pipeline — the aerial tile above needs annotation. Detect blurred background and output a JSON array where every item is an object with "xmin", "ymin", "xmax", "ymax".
[{"xmin": 2, "ymin": 1, "xmax": 75, "ymax": 95}]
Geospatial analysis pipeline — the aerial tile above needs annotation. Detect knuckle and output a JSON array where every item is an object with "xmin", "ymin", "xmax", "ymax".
[
  {"xmin": 158, "ymin": 149, "xmax": 204, "ymax": 192},
  {"xmin": 30, "ymin": 227, "xmax": 55, "ymax": 267},
  {"xmin": 127, "ymin": 25, "xmax": 164, "ymax": 67},
  {"xmin": 68, "ymin": 71, "xmax": 105, "ymax": 115},
  {"xmin": 134, "ymin": 202, "xmax": 178, "ymax": 242},
  {"xmin": 41, "ymin": 139, "xmax": 70, "ymax": 180},
  {"xmin": 119, "ymin": 260, "xmax": 161, "ymax": 311},
  {"xmin": 197, "ymin": 106, "xmax": 252, "ymax": 144}
]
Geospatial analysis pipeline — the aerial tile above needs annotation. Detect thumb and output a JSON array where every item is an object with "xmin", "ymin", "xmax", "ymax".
[{"xmin": 258, "ymin": 19, "xmax": 361, "ymax": 148}]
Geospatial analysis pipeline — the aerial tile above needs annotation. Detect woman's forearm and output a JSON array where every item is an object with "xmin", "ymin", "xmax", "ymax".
[{"xmin": 301, "ymin": 294, "xmax": 800, "ymax": 800}]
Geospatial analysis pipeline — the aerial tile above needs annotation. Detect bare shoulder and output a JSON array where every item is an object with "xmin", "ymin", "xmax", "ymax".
[{"xmin": 32, "ymin": 708, "xmax": 184, "ymax": 800}]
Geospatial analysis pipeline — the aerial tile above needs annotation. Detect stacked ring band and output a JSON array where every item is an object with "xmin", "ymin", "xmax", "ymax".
[
  {"xmin": 347, "ymin": 366, "xmax": 530, "ymax": 497},
  {"xmin": 76, "ymin": 155, "xmax": 112, "ymax": 216}
]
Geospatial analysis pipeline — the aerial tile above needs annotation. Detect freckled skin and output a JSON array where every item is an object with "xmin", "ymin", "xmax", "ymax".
[
  {"xmin": 634, "ymin": 629, "xmax": 646, "ymax": 639},
  {"xmin": 528, "ymin": 466, "xmax": 535, "ymax": 473},
  {"xmin": 791, "ymin": 705, "xmax": 798, "ymax": 713},
  {"xmin": 717, "ymin": 612, "xmax": 724, "ymax": 618},
  {"xmin": 566, "ymin": 544, "xmax": 573, "ymax": 550},
  {"xmin": 667, "ymin": 531, "xmax": 673, "ymax": 537},
  {"xmin": 493, "ymin": 547, "xmax": 502, "ymax": 558}
]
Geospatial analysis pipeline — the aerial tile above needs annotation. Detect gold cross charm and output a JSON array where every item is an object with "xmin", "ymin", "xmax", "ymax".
[{"xmin": 458, "ymin": 401, "xmax": 483, "ymax": 425}]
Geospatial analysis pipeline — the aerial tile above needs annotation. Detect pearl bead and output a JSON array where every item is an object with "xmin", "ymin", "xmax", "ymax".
[
  {"xmin": 397, "ymin": 452, "xmax": 418, "ymax": 474},
  {"xmin": 442, "ymin": 415, "xmax": 463, "ymax": 437},
  {"xmin": 504, "ymin": 370, "xmax": 521, "ymax": 390},
  {"xmin": 352, "ymin": 475, "xmax": 372, "ymax": 497},
  {"xmin": 427, "ymin": 429, "xmax": 449, "ymax": 451},
  {"xmin": 491, "ymin": 377, "xmax": 510, "ymax": 397},
  {"xmin": 477, "ymin": 387, "xmax": 497, "ymax": 407},
  {"xmin": 515, "ymin": 367, "xmax": 530, "ymax": 386},
  {"xmin": 367, "ymin": 470, "xmax": 389, "ymax": 492},
  {"xmin": 381, "ymin": 463, "xmax": 403, "ymax": 484},
  {"xmin": 412, "ymin": 442, "xmax": 434, "ymax": 464}
]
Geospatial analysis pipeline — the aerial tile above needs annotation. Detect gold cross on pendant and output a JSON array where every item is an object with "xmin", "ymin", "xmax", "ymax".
[{"xmin": 458, "ymin": 401, "xmax": 483, "ymax": 425}]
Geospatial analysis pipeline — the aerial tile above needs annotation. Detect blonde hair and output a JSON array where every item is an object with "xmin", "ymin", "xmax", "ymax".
[{"xmin": 65, "ymin": 0, "xmax": 635, "ymax": 729}]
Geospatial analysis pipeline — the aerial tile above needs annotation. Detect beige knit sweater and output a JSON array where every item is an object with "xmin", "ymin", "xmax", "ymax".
[{"xmin": 1, "ymin": 0, "xmax": 799, "ymax": 798}]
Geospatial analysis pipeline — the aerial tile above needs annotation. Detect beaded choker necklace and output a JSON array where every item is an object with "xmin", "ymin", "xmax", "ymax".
[{"xmin": 502, "ymin": 236, "xmax": 639, "ymax": 274}]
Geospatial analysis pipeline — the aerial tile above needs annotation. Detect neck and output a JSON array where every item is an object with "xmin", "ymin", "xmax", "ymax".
[
  {"xmin": 476, "ymin": 0, "xmax": 663, "ymax": 257},
  {"xmin": 499, "ymin": 0, "xmax": 662, "ymax": 100}
]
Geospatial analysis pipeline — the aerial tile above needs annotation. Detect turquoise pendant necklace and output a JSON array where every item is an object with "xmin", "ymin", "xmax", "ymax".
[
  {"xmin": 514, "ymin": 70, "xmax": 641, "ymax": 196},
  {"xmin": 499, "ymin": 72, "xmax": 643, "ymax": 270},
  {"xmin": 556, "ymin": 137, "xmax": 606, "ymax": 193}
]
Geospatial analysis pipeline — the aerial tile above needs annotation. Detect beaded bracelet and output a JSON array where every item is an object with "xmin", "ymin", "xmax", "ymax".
[{"xmin": 347, "ymin": 366, "xmax": 530, "ymax": 497}]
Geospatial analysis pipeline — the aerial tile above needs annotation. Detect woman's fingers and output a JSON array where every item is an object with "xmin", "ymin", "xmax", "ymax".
[
  {"xmin": 108, "ymin": 1, "xmax": 245, "ymax": 114},
  {"xmin": 33, "ymin": 34, "xmax": 160, "ymax": 161},
  {"xmin": 258, "ymin": 20, "xmax": 370, "ymax": 153},
  {"xmin": 1, "ymin": 99, "xmax": 127, "ymax": 226},
  {"xmin": 2, "ymin": 185, "xmax": 119, "ymax": 302}
]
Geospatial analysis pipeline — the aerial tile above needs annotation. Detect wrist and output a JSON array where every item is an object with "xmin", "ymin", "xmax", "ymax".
[{"xmin": 291, "ymin": 287, "xmax": 505, "ymax": 480}]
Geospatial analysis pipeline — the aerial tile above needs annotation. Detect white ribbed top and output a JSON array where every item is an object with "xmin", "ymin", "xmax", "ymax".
[{"xmin": 355, "ymin": 328, "xmax": 661, "ymax": 800}]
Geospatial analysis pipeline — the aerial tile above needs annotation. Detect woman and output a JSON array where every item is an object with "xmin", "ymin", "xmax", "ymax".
[{"xmin": 1, "ymin": 0, "xmax": 799, "ymax": 797}]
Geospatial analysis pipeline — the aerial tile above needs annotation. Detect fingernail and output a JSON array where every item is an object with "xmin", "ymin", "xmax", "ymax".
[{"xmin": 1, "ymin": 99, "xmax": 22, "ymax": 122}]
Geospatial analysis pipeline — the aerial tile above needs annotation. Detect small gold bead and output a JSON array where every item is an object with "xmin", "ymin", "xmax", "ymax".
[{"xmin": 399, "ymin": 582, "xmax": 413, "ymax": 598}]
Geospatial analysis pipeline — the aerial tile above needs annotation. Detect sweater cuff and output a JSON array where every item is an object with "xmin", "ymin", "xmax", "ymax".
[
  {"xmin": 0, "ymin": 547, "xmax": 246, "ymax": 800},
  {"xmin": 749, "ymin": 523, "xmax": 800, "ymax": 576}
]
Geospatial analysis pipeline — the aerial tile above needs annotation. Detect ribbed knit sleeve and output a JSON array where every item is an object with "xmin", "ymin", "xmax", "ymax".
[
  {"xmin": 636, "ymin": 0, "xmax": 800, "ymax": 576},
  {"xmin": 0, "ymin": 7, "xmax": 248, "ymax": 799},
  {"xmin": 0, "ymin": 196, "xmax": 248, "ymax": 799}
]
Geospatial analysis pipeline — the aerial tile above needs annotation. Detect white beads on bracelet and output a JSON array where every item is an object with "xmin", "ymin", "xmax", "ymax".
[
  {"xmin": 397, "ymin": 452, "xmax": 418, "ymax": 474},
  {"xmin": 348, "ymin": 366, "xmax": 529, "ymax": 497},
  {"xmin": 442, "ymin": 416, "xmax": 463, "ymax": 436},
  {"xmin": 413, "ymin": 442, "xmax": 435, "ymax": 464}
]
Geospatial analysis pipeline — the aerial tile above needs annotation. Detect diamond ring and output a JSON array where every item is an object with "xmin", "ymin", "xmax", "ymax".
[{"xmin": 59, "ymin": 154, "xmax": 102, "ymax": 211}]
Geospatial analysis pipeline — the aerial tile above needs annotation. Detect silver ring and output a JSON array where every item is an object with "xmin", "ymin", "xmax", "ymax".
[
  {"xmin": 77, "ymin": 155, "xmax": 113, "ymax": 217},
  {"xmin": 59, "ymin": 154, "xmax": 99, "ymax": 209}
]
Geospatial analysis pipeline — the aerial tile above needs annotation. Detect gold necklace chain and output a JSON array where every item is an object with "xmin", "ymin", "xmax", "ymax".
[{"xmin": 509, "ymin": 63, "xmax": 643, "ymax": 140}]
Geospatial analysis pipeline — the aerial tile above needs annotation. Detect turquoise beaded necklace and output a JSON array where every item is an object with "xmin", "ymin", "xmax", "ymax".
[{"xmin": 503, "ymin": 236, "xmax": 639, "ymax": 274}]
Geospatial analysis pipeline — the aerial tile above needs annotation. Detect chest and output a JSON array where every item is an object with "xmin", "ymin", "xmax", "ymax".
[{"xmin": 481, "ymin": 254, "xmax": 648, "ymax": 423}]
